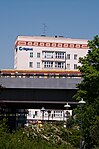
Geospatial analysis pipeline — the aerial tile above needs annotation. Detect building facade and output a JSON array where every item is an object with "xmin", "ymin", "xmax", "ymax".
[{"xmin": 14, "ymin": 36, "xmax": 88, "ymax": 70}]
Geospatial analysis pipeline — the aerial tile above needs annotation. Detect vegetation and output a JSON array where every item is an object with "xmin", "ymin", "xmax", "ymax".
[
  {"xmin": 74, "ymin": 35, "xmax": 99, "ymax": 149},
  {"xmin": 0, "ymin": 119, "xmax": 80, "ymax": 149}
]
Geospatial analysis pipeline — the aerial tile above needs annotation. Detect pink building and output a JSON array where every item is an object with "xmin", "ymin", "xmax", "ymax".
[{"xmin": 14, "ymin": 35, "xmax": 88, "ymax": 70}]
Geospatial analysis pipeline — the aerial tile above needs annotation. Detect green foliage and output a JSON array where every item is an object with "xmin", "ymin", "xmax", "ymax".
[
  {"xmin": 74, "ymin": 35, "xmax": 99, "ymax": 148},
  {"xmin": 68, "ymin": 128, "xmax": 80, "ymax": 147},
  {"xmin": 0, "ymin": 119, "xmax": 80, "ymax": 149}
]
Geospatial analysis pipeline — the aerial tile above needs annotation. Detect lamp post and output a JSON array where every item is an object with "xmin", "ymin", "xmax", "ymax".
[
  {"xmin": 47, "ymin": 110, "xmax": 51, "ymax": 122},
  {"xmin": 41, "ymin": 107, "xmax": 45, "ymax": 121},
  {"xmin": 78, "ymin": 98, "xmax": 86, "ymax": 149},
  {"xmin": 64, "ymin": 103, "xmax": 71, "ymax": 149},
  {"xmin": 64, "ymin": 103, "xmax": 71, "ymax": 127}
]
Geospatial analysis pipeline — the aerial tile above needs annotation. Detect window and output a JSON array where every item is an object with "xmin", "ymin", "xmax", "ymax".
[
  {"xmin": 28, "ymin": 110, "xmax": 32, "ymax": 116},
  {"xmin": 30, "ymin": 52, "xmax": 33, "ymax": 58},
  {"xmin": 74, "ymin": 54, "xmax": 77, "ymax": 60},
  {"xmin": 37, "ymin": 62, "xmax": 40, "ymax": 68},
  {"xmin": 74, "ymin": 64, "xmax": 77, "ymax": 69},
  {"xmin": 44, "ymin": 52, "xmax": 53, "ymax": 58},
  {"xmin": 44, "ymin": 61, "xmax": 53, "ymax": 68},
  {"xmin": 29, "ymin": 62, "xmax": 33, "ymax": 68},
  {"xmin": 67, "ymin": 64, "xmax": 70, "ymax": 69},
  {"xmin": 37, "ymin": 53, "xmax": 40, "ymax": 58},
  {"xmin": 53, "ymin": 111, "xmax": 62, "ymax": 117},
  {"xmin": 35, "ymin": 111, "xmax": 38, "ymax": 116},
  {"xmin": 55, "ymin": 62, "xmax": 64, "ymax": 68},
  {"xmin": 67, "ymin": 54, "xmax": 70, "ymax": 59},
  {"xmin": 55, "ymin": 52, "xmax": 64, "ymax": 59}
]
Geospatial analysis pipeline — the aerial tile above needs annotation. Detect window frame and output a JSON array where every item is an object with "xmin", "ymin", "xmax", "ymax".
[
  {"xmin": 55, "ymin": 62, "xmax": 64, "ymax": 68},
  {"xmin": 37, "ymin": 52, "xmax": 40, "ymax": 58},
  {"xmin": 74, "ymin": 64, "xmax": 77, "ymax": 69},
  {"xmin": 67, "ymin": 63, "xmax": 70, "ymax": 69},
  {"xmin": 74, "ymin": 54, "xmax": 77, "ymax": 60},
  {"xmin": 37, "ymin": 62, "xmax": 40, "ymax": 68},
  {"xmin": 67, "ymin": 54, "xmax": 70, "ymax": 60},
  {"xmin": 55, "ymin": 52, "xmax": 64, "ymax": 59},
  {"xmin": 44, "ymin": 61, "xmax": 53, "ymax": 68},
  {"xmin": 30, "ymin": 52, "xmax": 33, "ymax": 58},
  {"xmin": 29, "ymin": 62, "xmax": 33, "ymax": 68}
]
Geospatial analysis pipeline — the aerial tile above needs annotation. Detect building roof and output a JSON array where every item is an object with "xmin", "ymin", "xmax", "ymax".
[{"xmin": 15, "ymin": 35, "xmax": 88, "ymax": 44}]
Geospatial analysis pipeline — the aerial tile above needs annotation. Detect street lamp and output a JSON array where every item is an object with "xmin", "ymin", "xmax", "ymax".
[
  {"xmin": 78, "ymin": 98, "xmax": 86, "ymax": 149},
  {"xmin": 64, "ymin": 103, "xmax": 71, "ymax": 148},
  {"xmin": 64, "ymin": 102, "xmax": 71, "ymax": 109},
  {"xmin": 41, "ymin": 107, "xmax": 45, "ymax": 121},
  {"xmin": 78, "ymin": 98, "xmax": 86, "ymax": 104},
  {"xmin": 64, "ymin": 103, "xmax": 71, "ymax": 127},
  {"xmin": 47, "ymin": 110, "xmax": 51, "ymax": 122}
]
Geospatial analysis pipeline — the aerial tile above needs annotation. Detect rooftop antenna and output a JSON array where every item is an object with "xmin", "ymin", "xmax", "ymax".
[{"xmin": 43, "ymin": 23, "xmax": 47, "ymax": 36}]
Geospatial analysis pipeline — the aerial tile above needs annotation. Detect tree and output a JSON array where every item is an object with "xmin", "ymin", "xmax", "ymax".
[
  {"xmin": 74, "ymin": 35, "xmax": 99, "ymax": 148},
  {"xmin": 0, "ymin": 119, "xmax": 80, "ymax": 149}
]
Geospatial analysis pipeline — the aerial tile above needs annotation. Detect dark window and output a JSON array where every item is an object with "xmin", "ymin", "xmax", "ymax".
[
  {"xmin": 67, "ymin": 54, "xmax": 70, "ymax": 59},
  {"xmin": 29, "ymin": 62, "xmax": 33, "ymax": 68},
  {"xmin": 37, "ymin": 53, "xmax": 40, "ymax": 58},
  {"xmin": 74, "ymin": 54, "xmax": 77, "ymax": 60},
  {"xmin": 74, "ymin": 64, "xmax": 77, "ymax": 69}
]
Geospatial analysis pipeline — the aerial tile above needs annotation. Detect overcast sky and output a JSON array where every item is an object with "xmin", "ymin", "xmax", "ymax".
[{"xmin": 0, "ymin": 0, "xmax": 99, "ymax": 69}]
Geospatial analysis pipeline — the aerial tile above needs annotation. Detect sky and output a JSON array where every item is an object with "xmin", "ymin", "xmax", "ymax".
[{"xmin": 0, "ymin": 0, "xmax": 99, "ymax": 69}]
